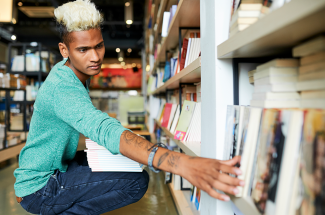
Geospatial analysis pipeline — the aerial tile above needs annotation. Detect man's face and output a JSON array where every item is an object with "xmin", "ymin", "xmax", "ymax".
[{"xmin": 62, "ymin": 28, "xmax": 105, "ymax": 77}]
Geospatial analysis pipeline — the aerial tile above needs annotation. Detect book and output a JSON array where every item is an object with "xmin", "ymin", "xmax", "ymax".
[
  {"xmin": 300, "ymin": 51, "xmax": 325, "ymax": 66},
  {"xmin": 236, "ymin": 107, "xmax": 262, "ymax": 197},
  {"xmin": 299, "ymin": 61, "xmax": 325, "ymax": 74},
  {"xmin": 254, "ymin": 83, "xmax": 297, "ymax": 93},
  {"xmin": 249, "ymin": 76, "xmax": 254, "ymax": 84},
  {"xmin": 174, "ymin": 100, "xmax": 196, "ymax": 141},
  {"xmin": 85, "ymin": 139, "xmax": 143, "ymax": 172},
  {"xmin": 230, "ymin": 17, "xmax": 259, "ymax": 29},
  {"xmin": 231, "ymin": 9, "xmax": 265, "ymax": 21},
  {"xmin": 256, "ymin": 59, "xmax": 299, "ymax": 72},
  {"xmin": 184, "ymin": 102, "xmax": 201, "ymax": 142},
  {"xmin": 161, "ymin": 103, "xmax": 173, "ymax": 128},
  {"xmin": 296, "ymin": 79, "xmax": 325, "ymax": 91},
  {"xmin": 252, "ymin": 110, "xmax": 304, "ymax": 215},
  {"xmin": 251, "ymin": 109, "xmax": 279, "ymax": 213},
  {"xmin": 254, "ymin": 76, "xmax": 298, "ymax": 86},
  {"xmin": 254, "ymin": 67, "xmax": 298, "ymax": 80},
  {"xmin": 252, "ymin": 92, "xmax": 300, "ymax": 100},
  {"xmin": 170, "ymin": 105, "xmax": 180, "ymax": 134},
  {"xmin": 295, "ymin": 110, "xmax": 325, "ymax": 215},
  {"xmin": 298, "ymin": 70, "xmax": 325, "ymax": 81},
  {"xmin": 300, "ymin": 90, "xmax": 325, "ymax": 99},
  {"xmin": 300, "ymin": 99, "xmax": 325, "ymax": 109},
  {"xmin": 224, "ymin": 105, "xmax": 240, "ymax": 160},
  {"xmin": 224, "ymin": 105, "xmax": 246, "ymax": 160},
  {"xmin": 293, "ymin": 35, "xmax": 325, "ymax": 57},
  {"xmin": 250, "ymin": 100, "xmax": 300, "ymax": 108},
  {"xmin": 161, "ymin": 12, "xmax": 171, "ymax": 37},
  {"xmin": 167, "ymin": 104, "xmax": 178, "ymax": 130},
  {"xmin": 180, "ymin": 38, "xmax": 189, "ymax": 71}
]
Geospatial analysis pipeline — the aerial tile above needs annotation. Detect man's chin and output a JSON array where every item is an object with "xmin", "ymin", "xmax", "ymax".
[{"xmin": 87, "ymin": 69, "xmax": 101, "ymax": 76}]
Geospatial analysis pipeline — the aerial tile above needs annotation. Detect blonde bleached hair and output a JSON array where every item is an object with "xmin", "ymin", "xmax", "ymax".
[{"xmin": 54, "ymin": 0, "xmax": 103, "ymax": 44}]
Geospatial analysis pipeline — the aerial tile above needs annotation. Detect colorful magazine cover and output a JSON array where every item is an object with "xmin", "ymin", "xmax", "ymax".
[
  {"xmin": 296, "ymin": 110, "xmax": 325, "ymax": 215},
  {"xmin": 251, "ymin": 109, "xmax": 281, "ymax": 213},
  {"xmin": 174, "ymin": 100, "xmax": 196, "ymax": 141}
]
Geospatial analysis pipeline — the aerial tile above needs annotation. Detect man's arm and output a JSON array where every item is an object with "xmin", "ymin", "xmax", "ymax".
[{"xmin": 120, "ymin": 130, "xmax": 244, "ymax": 201}]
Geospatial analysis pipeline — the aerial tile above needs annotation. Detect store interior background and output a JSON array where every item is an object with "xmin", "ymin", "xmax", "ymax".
[{"xmin": 0, "ymin": 0, "xmax": 178, "ymax": 214}]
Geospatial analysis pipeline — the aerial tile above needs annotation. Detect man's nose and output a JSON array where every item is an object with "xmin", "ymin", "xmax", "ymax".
[{"xmin": 89, "ymin": 49, "xmax": 100, "ymax": 62}]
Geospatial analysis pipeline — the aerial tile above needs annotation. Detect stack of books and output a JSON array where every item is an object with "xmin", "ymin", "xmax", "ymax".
[
  {"xmin": 293, "ymin": 36, "xmax": 325, "ymax": 108},
  {"xmin": 250, "ymin": 58, "xmax": 300, "ymax": 108},
  {"xmin": 161, "ymin": 5, "xmax": 178, "ymax": 38},
  {"xmin": 85, "ymin": 139, "xmax": 144, "ymax": 172},
  {"xmin": 229, "ymin": 2, "xmax": 269, "ymax": 37}
]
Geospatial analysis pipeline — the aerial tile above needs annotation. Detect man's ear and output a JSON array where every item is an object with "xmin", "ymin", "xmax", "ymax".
[{"xmin": 58, "ymin": 42, "xmax": 69, "ymax": 58}]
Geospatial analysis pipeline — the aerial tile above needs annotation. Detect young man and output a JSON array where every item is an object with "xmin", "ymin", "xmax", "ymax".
[{"xmin": 14, "ymin": 0, "xmax": 244, "ymax": 214}]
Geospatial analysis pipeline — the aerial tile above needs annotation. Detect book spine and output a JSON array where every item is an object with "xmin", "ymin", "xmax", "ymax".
[{"xmin": 180, "ymin": 38, "xmax": 189, "ymax": 71}]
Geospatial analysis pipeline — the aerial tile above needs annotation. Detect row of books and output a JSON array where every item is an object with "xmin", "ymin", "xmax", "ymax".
[
  {"xmin": 161, "ymin": 5, "xmax": 178, "ymax": 38},
  {"xmin": 249, "ymin": 35, "xmax": 325, "ymax": 109},
  {"xmin": 156, "ymin": 99, "xmax": 201, "ymax": 143},
  {"xmin": 147, "ymin": 31, "xmax": 201, "ymax": 94},
  {"xmin": 224, "ymin": 106, "xmax": 324, "ymax": 215},
  {"xmin": 11, "ymin": 54, "xmax": 50, "ymax": 72},
  {"xmin": 229, "ymin": 0, "xmax": 292, "ymax": 38}
]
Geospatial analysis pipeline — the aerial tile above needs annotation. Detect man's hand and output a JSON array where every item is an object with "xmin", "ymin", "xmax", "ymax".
[
  {"xmin": 119, "ymin": 131, "xmax": 244, "ymax": 201},
  {"xmin": 178, "ymin": 156, "xmax": 244, "ymax": 201}
]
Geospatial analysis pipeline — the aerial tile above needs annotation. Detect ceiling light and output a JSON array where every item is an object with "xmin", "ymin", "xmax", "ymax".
[
  {"xmin": 125, "ymin": 0, "xmax": 133, "ymax": 25},
  {"xmin": 121, "ymin": 62, "xmax": 125, "ymax": 66},
  {"xmin": 146, "ymin": 65, "xmax": 150, "ymax": 72},
  {"xmin": 11, "ymin": 35, "xmax": 16, "ymax": 40},
  {"xmin": 125, "ymin": 2, "xmax": 130, "ymax": 7},
  {"xmin": 116, "ymin": 48, "xmax": 120, "ymax": 53},
  {"xmin": 127, "ymin": 48, "xmax": 132, "ymax": 53},
  {"xmin": 132, "ymin": 63, "xmax": 136, "ymax": 67},
  {"xmin": 30, "ymin": 42, "xmax": 38, "ymax": 47},
  {"xmin": 12, "ymin": 18, "xmax": 16, "ymax": 24},
  {"xmin": 26, "ymin": 49, "xmax": 31, "ymax": 53},
  {"xmin": 118, "ymin": 57, "xmax": 123, "ymax": 62},
  {"xmin": 18, "ymin": 2, "xmax": 23, "ymax": 6}
]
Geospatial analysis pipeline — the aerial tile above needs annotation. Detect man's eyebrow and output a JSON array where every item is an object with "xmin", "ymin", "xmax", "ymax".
[{"xmin": 75, "ymin": 41, "xmax": 104, "ymax": 50}]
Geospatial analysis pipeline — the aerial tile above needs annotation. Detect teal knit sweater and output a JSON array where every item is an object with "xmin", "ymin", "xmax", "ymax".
[{"xmin": 14, "ymin": 59, "xmax": 127, "ymax": 197}]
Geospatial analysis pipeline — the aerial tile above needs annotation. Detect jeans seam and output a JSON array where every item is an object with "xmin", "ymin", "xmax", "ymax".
[
  {"xmin": 91, "ymin": 180, "xmax": 141, "ymax": 215},
  {"xmin": 25, "ymin": 194, "xmax": 39, "ymax": 212}
]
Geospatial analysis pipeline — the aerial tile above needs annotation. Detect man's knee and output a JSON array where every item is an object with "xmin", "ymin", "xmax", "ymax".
[{"xmin": 126, "ymin": 170, "xmax": 149, "ymax": 202}]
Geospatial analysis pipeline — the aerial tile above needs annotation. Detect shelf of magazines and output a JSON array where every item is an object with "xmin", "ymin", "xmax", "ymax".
[{"xmin": 155, "ymin": 119, "xmax": 200, "ymax": 157}]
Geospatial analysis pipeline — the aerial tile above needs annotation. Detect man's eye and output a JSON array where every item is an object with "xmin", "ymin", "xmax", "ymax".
[
  {"xmin": 96, "ymin": 44, "xmax": 104, "ymax": 48},
  {"xmin": 79, "ymin": 49, "xmax": 86, "ymax": 53}
]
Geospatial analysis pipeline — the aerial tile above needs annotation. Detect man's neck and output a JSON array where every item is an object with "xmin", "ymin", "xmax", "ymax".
[{"xmin": 65, "ymin": 59, "xmax": 90, "ymax": 85}]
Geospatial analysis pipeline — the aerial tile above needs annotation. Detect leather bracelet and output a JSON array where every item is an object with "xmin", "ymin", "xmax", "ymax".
[{"xmin": 147, "ymin": 143, "xmax": 167, "ymax": 173}]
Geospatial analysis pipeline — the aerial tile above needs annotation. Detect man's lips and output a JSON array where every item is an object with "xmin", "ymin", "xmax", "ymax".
[{"xmin": 88, "ymin": 64, "xmax": 101, "ymax": 69}]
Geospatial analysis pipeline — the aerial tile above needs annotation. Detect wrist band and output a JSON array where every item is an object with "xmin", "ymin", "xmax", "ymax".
[{"xmin": 148, "ymin": 143, "xmax": 167, "ymax": 173}]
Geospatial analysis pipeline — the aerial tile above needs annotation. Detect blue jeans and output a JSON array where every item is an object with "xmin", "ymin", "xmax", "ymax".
[{"xmin": 20, "ymin": 151, "xmax": 149, "ymax": 215}]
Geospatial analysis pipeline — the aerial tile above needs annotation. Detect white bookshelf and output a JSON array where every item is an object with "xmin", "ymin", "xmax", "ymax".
[
  {"xmin": 168, "ymin": 183, "xmax": 200, "ymax": 215},
  {"xmin": 149, "ymin": 57, "xmax": 201, "ymax": 95},
  {"xmin": 149, "ymin": 0, "xmax": 200, "ymax": 75},
  {"xmin": 155, "ymin": 119, "xmax": 200, "ymax": 157},
  {"xmin": 218, "ymin": 0, "xmax": 325, "ymax": 58}
]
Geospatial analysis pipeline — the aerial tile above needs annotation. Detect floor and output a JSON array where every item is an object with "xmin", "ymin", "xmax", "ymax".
[{"xmin": 0, "ymin": 160, "xmax": 178, "ymax": 215}]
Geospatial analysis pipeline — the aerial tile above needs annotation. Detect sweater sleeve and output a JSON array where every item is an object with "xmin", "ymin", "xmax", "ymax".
[{"xmin": 53, "ymin": 83, "xmax": 128, "ymax": 154}]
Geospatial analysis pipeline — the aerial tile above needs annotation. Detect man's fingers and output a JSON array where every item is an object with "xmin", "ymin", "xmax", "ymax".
[
  {"xmin": 220, "ymin": 156, "xmax": 241, "ymax": 166},
  {"xmin": 202, "ymin": 183, "xmax": 231, "ymax": 201},
  {"xmin": 210, "ymin": 179, "xmax": 239, "ymax": 196},
  {"xmin": 211, "ymin": 172, "xmax": 245, "ymax": 187},
  {"xmin": 216, "ymin": 162, "xmax": 242, "ymax": 176}
]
